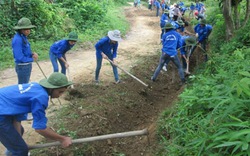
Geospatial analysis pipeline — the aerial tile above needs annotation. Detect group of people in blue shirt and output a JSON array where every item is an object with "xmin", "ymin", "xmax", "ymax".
[
  {"xmin": 1, "ymin": 17, "xmax": 78, "ymax": 155},
  {"xmin": 153, "ymin": 1, "xmax": 213, "ymax": 85},
  {"xmin": 190, "ymin": 2, "xmax": 206, "ymax": 20},
  {"xmin": 1, "ymin": 16, "xmax": 123, "ymax": 155},
  {"xmin": 0, "ymin": 2, "xmax": 213, "ymax": 154}
]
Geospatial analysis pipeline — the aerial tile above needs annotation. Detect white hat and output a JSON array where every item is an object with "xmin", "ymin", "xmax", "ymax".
[{"xmin": 108, "ymin": 30, "xmax": 122, "ymax": 42}]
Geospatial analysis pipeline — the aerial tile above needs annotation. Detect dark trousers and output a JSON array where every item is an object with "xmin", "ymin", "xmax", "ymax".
[
  {"xmin": 0, "ymin": 116, "xmax": 28, "ymax": 156},
  {"xmin": 152, "ymin": 53, "xmax": 185, "ymax": 82},
  {"xmin": 15, "ymin": 63, "xmax": 32, "ymax": 84}
]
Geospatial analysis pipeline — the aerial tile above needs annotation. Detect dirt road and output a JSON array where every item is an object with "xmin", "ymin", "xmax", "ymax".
[{"xmin": 0, "ymin": 3, "xmax": 161, "ymax": 155}]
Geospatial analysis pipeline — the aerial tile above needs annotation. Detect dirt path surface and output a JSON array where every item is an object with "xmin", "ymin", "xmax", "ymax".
[{"xmin": 1, "ymin": 3, "xmax": 200, "ymax": 156}]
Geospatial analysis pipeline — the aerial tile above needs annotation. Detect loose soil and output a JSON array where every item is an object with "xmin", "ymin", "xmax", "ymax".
[{"xmin": 0, "ymin": 3, "xmax": 204, "ymax": 156}]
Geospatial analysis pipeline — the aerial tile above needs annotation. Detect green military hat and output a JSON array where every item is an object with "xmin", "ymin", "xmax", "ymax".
[
  {"xmin": 177, "ymin": 20, "xmax": 184, "ymax": 26},
  {"xmin": 164, "ymin": 9, "xmax": 169, "ymax": 14},
  {"xmin": 200, "ymin": 19, "xmax": 206, "ymax": 25},
  {"xmin": 162, "ymin": 22, "xmax": 174, "ymax": 30},
  {"xmin": 185, "ymin": 36, "xmax": 196, "ymax": 46},
  {"xmin": 65, "ymin": 32, "xmax": 78, "ymax": 41},
  {"xmin": 13, "ymin": 17, "xmax": 36, "ymax": 30},
  {"xmin": 39, "ymin": 72, "xmax": 73, "ymax": 89}
]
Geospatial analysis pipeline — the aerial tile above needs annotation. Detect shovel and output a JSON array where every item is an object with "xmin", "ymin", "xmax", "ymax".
[
  {"xmin": 67, "ymin": 67, "xmax": 74, "ymax": 89},
  {"xmin": 106, "ymin": 58, "xmax": 148, "ymax": 87},
  {"xmin": 185, "ymin": 46, "xmax": 193, "ymax": 75},
  {"xmin": 29, "ymin": 128, "xmax": 148, "ymax": 150},
  {"xmin": 185, "ymin": 44, "xmax": 197, "ymax": 75}
]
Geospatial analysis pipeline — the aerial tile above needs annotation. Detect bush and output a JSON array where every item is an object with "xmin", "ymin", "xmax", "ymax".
[
  {"xmin": 0, "ymin": 0, "xmax": 66, "ymax": 42},
  {"xmin": 157, "ymin": 14, "xmax": 250, "ymax": 155}
]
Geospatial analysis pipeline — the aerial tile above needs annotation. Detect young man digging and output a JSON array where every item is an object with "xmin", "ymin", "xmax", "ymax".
[{"xmin": 0, "ymin": 72, "xmax": 73, "ymax": 155}]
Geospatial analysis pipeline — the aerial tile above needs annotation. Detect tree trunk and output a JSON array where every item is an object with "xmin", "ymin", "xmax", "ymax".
[
  {"xmin": 243, "ymin": 0, "xmax": 250, "ymax": 27},
  {"xmin": 233, "ymin": 0, "xmax": 240, "ymax": 29},
  {"xmin": 222, "ymin": 0, "xmax": 234, "ymax": 40}
]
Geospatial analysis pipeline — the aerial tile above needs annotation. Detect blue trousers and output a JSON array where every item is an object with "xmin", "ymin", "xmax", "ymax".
[
  {"xmin": 0, "ymin": 116, "xmax": 28, "ymax": 156},
  {"xmin": 160, "ymin": 27, "xmax": 165, "ymax": 40},
  {"xmin": 152, "ymin": 53, "xmax": 185, "ymax": 82},
  {"xmin": 156, "ymin": 8, "xmax": 160, "ymax": 16},
  {"xmin": 15, "ymin": 63, "xmax": 32, "ymax": 84},
  {"xmin": 49, "ymin": 52, "xmax": 66, "ymax": 74},
  {"xmin": 95, "ymin": 56, "xmax": 119, "ymax": 82}
]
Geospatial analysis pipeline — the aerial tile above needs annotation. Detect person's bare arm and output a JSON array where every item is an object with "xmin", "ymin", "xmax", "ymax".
[
  {"xmin": 36, "ymin": 127, "xmax": 72, "ymax": 148},
  {"xmin": 32, "ymin": 52, "xmax": 39, "ymax": 61},
  {"xmin": 59, "ymin": 57, "xmax": 69, "ymax": 68}
]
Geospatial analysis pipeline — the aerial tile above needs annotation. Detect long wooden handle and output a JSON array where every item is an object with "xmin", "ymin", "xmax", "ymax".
[
  {"xmin": 67, "ymin": 68, "xmax": 74, "ymax": 89},
  {"xmin": 29, "ymin": 128, "xmax": 148, "ymax": 150},
  {"xmin": 186, "ymin": 59, "xmax": 190, "ymax": 73},
  {"xmin": 106, "ymin": 58, "xmax": 148, "ymax": 87}
]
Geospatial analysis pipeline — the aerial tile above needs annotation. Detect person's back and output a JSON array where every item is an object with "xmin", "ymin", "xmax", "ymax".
[
  {"xmin": 160, "ymin": 11, "xmax": 170, "ymax": 27},
  {"xmin": 155, "ymin": 0, "xmax": 160, "ymax": 8},
  {"xmin": 206, "ymin": 24, "xmax": 213, "ymax": 37},
  {"xmin": 0, "ymin": 83, "xmax": 48, "ymax": 116},
  {"xmin": 190, "ymin": 3, "xmax": 195, "ymax": 10},
  {"xmin": 162, "ymin": 29, "xmax": 182, "ymax": 56}
]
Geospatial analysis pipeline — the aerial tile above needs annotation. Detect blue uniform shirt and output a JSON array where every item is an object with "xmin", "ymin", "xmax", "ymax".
[
  {"xmin": 95, "ymin": 36, "xmax": 118, "ymax": 59},
  {"xmin": 161, "ymin": 29, "xmax": 182, "ymax": 56},
  {"xmin": 170, "ymin": 21, "xmax": 184, "ymax": 31},
  {"xmin": 160, "ymin": 14, "xmax": 170, "ymax": 28},
  {"xmin": 206, "ymin": 24, "xmax": 213, "ymax": 36},
  {"xmin": 190, "ymin": 4, "xmax": 195, "ymax": 10},
  {"xmin": 155, "ymin": 1, "xmax": 160, "ymax": 8},
  {"xmin": 194, "ymin": 24, "xmax": 213, "ymax": 42},
  {"xmin": 12, "ymin": 33, "xmax": 34, "ymax": 64},
  {"xmin": 50, "ymin": 40, "xmax": 74, "ymax": 58},
  {"xmin": 0, "ymin": 83, "xmax": 49, "ymax": 130}
]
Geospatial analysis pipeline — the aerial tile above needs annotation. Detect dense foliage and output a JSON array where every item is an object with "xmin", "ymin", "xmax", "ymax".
[
  {"xmin": 157, "ymin": 1, "xmax": 250, "ymax": 155},
  {"xmin": 0, "ymin": 0, "xmax": 66, "ymax": 41}
]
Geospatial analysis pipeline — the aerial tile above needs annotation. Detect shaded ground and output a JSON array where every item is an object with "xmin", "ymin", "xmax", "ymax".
[{"xmin": 0, "ymin": 3, "xmax": 204, "ymax": 156}]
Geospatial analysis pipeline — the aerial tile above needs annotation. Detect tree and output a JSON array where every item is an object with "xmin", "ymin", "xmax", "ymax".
[
  {"xmin": 243, "ymin": 0, "xmax": 250, "ymax": 27},
  {"xmin": 219, "ymin": 0, "xmax": 250, "ymax": 40},
  {"xmin": 222, "ymin": 0, "xmax": 234, "ymax": 40}
]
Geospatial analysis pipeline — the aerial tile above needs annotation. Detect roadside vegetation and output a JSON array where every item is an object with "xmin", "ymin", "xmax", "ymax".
[{"xmin": 157, "ymin": 0, "xmax": 250, "ymax": 155}]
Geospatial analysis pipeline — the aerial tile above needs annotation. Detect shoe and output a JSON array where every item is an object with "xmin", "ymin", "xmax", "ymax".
[
  {"xmin": 151, "ymin": 76, "xmax": 155, "ymax": 82},
  {"xmin": 95, "ymin": 80, "xmax": 99, "ymax": 85},
  {"xmin": 115, "ymin": 80, "xmax": 120, "ymax": 84},
  {"xmin": 162, "ymin": 66, "xmax": 167, "ymax": 72}
]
